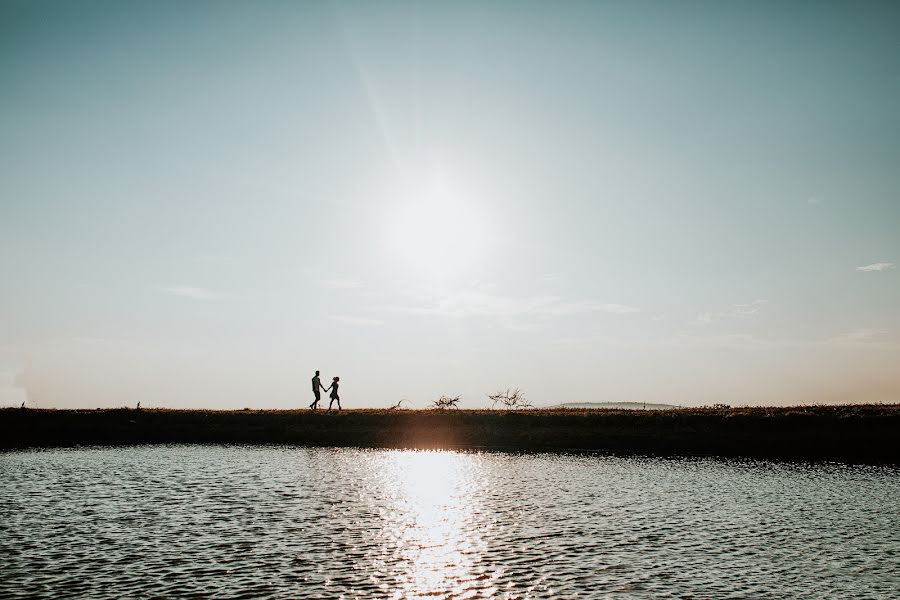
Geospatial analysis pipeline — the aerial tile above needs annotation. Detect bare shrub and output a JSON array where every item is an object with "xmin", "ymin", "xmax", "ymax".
[
  {"xmin": 431, "ymin": 395, "xmax": 461, "ymax": 409},
  {"xmin": 389, "ymin": 399, "xmax": 408, "ymax": 410},
  {"xmin": 487, "ymin": 388, "xmax": 532, "ymax": 409}
]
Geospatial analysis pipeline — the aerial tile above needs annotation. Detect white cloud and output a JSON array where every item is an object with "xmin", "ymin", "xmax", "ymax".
[
  {"xmin": 164, "ymin": 286, "xmax": 216, "ymax": 300},
  {"xmin": 323, "ymin": 278, "xmax": 363, "ymax": 289},
  {"xmin": 538, "ymin": 301, "xmax": 639, "ymax": 315},
  {"xmin": 693, "ymin": 299, "xmax": 767, "ymax": 326},
  {"xmin": 667, "ymin": 332, "xmax": 799, "ymax": 350},
  {"xmin": 807, "ymin": 196, "xmax": 820, "ymax": 205},
  {"xmin": 824, "ymin": 329, "xmax": 897, "ymax": 349},
  {"xmin": 380, "ymin": 290, "xmax": 638, "ymax": 327},
  {"xmin": 828, "ymin": 328, "xmax": 884, "ymax": 342},
  {"xmin": 856, "ymin": 262, "xmax": 894, "ymax": 272},
  {"xmin": 328, "ymin": 315, "xmax": 384, "ymax": 326}
]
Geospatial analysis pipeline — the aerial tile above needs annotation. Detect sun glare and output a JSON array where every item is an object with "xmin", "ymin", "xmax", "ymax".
[{"xmin": 385, "ymin": 180, "xmax": 488, "ymax": 280}]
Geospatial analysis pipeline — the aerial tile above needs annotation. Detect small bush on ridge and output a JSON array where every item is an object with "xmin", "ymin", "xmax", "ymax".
[
  {"xmin": 431, "ymin": 395, "xmax": 461, "ymax": 409},
  {"xmin": 488, "ymin": 388, "xmax": 532, "ymax": 410}
]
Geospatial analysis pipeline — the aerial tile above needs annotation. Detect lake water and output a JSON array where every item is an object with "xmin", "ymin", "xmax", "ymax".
[{"xmin": 1, "ymin": 446, "xmax": 898, "ymax": 599}]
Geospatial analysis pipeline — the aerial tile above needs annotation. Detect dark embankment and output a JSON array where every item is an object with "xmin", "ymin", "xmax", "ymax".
[{"xmin": 2, "ymin": 405, "xmax": 898, "ymax": 462}]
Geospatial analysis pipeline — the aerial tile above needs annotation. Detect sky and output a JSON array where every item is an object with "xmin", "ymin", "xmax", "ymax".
[{"xmin": 1, "ymin": 0, "xmax": 899, "ymax": 409}]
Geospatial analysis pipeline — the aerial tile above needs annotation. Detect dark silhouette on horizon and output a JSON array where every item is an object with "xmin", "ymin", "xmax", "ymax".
[
  {"xmin": 326, "ymin": 376, "xmax": 341, "ymax": 410},
  {"xmin": 309, "ymin": 370, "xmax": 326, "ymax": 409}
]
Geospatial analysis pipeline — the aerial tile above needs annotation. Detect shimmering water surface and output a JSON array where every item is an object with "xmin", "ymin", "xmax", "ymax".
[{"xmin": 1, "ymin": 447, "xmax": 898, "ymax": 599}]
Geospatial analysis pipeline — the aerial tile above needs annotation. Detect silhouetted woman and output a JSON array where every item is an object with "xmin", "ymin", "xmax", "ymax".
[{"xmin": 327, "ymin": 376, "xmax": 341, "ymax": 410}]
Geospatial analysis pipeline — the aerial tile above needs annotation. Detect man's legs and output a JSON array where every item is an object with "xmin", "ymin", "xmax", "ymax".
[{"xmin": 310, "ymin": 392, "xmax": 320, "ymax": 409}]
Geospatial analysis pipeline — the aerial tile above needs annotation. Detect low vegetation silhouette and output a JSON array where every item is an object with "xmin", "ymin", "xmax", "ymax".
[
  {"xmin": 487, "ymin": 388, "xmax": 532, "ymax": 409},
  {"xmin": 431, "ymin": 395, "xmax": 461, "ymax": 409},
  {"xmin": 2, "ymin": 404, "xmax": 898, "ymax": 461}
]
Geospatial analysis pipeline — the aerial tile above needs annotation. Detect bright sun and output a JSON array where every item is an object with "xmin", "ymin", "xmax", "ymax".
[{"xmin": 386, "ymin": 180, "xmax": 488, "ymax": 279}]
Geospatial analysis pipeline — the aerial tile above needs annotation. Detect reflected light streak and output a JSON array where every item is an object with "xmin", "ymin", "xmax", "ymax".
[{"xmin": 371, "ymin": 450, "xmax": 494, "ymax": 599}]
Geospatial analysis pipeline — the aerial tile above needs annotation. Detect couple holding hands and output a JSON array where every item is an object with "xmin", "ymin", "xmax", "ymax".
[{"xmin": 310, "ymin": 370, "xmax": 341, "ymax": 410}]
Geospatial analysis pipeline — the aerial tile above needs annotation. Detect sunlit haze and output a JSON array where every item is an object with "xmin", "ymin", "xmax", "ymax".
[{"xmin": 2, "ymin": 1, "xmax": 899, "ymax": 408}]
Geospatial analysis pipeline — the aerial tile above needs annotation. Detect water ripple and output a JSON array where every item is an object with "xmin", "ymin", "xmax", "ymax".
[{"xmin": 1, "ymin": 447, "xmax": 899, "ymax": 598}]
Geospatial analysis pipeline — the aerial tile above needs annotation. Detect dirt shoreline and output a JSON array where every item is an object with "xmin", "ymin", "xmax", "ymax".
[{"xmin": 2, "ymin": 405, "xmax": 898, "ymax": 463}]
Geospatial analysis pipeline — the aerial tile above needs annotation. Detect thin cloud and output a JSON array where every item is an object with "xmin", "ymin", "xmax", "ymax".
[
  {"xmin": 667, "ymin": 333, "xmax": 800, "ymax": 350},
  {"xmin": 592, "ymin": 303, "xmax": 639, "ymax": 314},
  {"xmin": 192, "ymin": 255, "xmax": 236, "ymax": 265},
  {"xmin": 825, "ymin": 329, "xmax": 897, "ymax": 349},
  {"xmin": 164, "ymin": 286, "xmax": 216, "ymax": 300},
  {"xmin": 379, "ymin": 291, "xmax": 638, "ymax": 326},
  {"xmin": 856, "ymin": 262, "xmax": 894, "ymax": 272},
  {"xmin": 693, "ymin": 299, "xmax": 767, "ymax": 326},
  {"xmin": 70, "ymin": 337, "xmax": 145, "ymax": 350},
  {"xmin": 328, "ymin": 315, "xmax": 384, "ymax": 326},
  {"xmin": 807, "ymin": 196, "xmax": 820, "ymax": 205},
  {"xmin": 323, "ymin": 278, "xmax": 363, "ymax": 289},
  {"xmin": 71, "ymin": 337, "xmax": 120, "ymax": 344},
  {"xmin": 549, "ymin": 334, "xmax": 623, "ymax": 347},
  {"xmin": 671, "ymin": 329, "xmax": 899, "ymax": 351}
]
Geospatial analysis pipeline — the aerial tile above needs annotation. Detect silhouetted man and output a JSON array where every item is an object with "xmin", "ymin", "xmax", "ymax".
[{"xmin": 309, "ymin": 370, "xmax": 326, "ymax": 409}]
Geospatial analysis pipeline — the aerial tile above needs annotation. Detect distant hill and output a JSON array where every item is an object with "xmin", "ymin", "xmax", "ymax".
[{"xmin": 550, "ymin": 401, "xmax": 678, "ymax": 410}]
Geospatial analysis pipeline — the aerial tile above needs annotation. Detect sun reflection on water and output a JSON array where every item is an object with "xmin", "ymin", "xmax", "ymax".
[{"xmin": 370, "ymin": 450, "xmax": 494, "ymax": 599}]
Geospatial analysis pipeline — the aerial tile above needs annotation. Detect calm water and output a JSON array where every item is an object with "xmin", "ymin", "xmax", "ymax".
[{"xmin": 1, "ymin": 447, "xmax": 898, "ymax": 599}]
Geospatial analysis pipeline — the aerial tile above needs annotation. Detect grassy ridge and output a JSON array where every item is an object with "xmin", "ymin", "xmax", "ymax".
[{"xmin": 2, "ymin": 405, "xmax": 898, "ymax": 462}]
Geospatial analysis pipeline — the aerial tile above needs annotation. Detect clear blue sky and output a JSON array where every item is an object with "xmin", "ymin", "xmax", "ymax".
[{"xmin": 2, "ymin": 0, "xmax": 898, "ymax": 408}]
